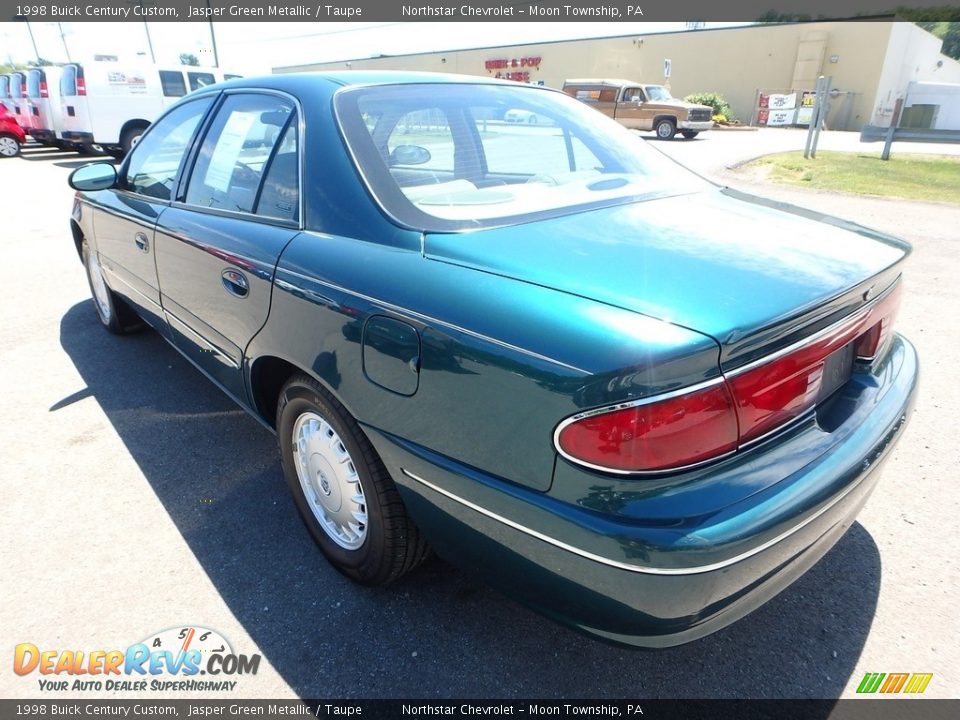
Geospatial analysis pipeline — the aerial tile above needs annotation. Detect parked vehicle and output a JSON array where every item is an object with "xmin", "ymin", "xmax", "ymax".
[
  {"xmin": 0, "ymin": 104, "xmax": 26, "ymax": 157},
  {"xmin": 59, "ymin": 61, "xmax": 241, "ymax": 154},
  {"xmin": 24, "ymin": 66, "xmax": 65, "ymax": 148},
  {"xmin": 0, "ymin": 74, "xmax": 12, "ymax": 113},
  {"xmin": 504, "ymin": 108, "xmax": 545, "ymax": 124},
  {"xmin": 68, "ymin": 72, "xmax": 918, "ymax": 647},
  {"xmin": 562, "ymin": 78, "xmax": 714, "ymax": 139},
  {"xmin": 6, "ymin": 71, "xmax": 28, "ymax": 130}
]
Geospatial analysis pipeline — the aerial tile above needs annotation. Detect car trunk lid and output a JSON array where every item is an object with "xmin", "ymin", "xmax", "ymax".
[{"xmin": 424, "ymin": 187, "xmax": 910, "ymax": 370}]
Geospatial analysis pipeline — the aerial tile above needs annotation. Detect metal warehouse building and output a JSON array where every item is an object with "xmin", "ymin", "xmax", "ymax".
[{"xmin": 275, "ymin": 19, "xmax": 960, "ymax": 131}]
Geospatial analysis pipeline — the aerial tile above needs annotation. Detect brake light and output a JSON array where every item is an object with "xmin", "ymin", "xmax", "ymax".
[
  {"xmin": 76, "ymin": 77, "xmax": 86, "ymax": 96},
  {"xmin": 40, "ymin": 81, "xmax": 48, "ymax": 98},
  {"xmin": 555, "ymin": 381, "xmax": 739, "ymax": 472},
  {"xmin": 556, "ymin": 282, "xmax": 903, "ymax": 473}
]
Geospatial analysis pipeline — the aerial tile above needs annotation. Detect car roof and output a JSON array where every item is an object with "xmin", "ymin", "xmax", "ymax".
[
  {"xmin": 216, "ymin": 70, "xmax": 535, "ymax": 93},
  {"xmin": 563, "ymin": 79, "xmax": 655, "ymax": 87}
]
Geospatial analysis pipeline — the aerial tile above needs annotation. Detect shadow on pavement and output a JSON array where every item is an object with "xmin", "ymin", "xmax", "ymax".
[{"xmin": 59, "ymin": 300, "xmax": 881, "ymax": 701}]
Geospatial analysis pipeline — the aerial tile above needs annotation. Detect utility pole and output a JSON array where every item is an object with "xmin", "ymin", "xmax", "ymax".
[
  {"xmin": 57, "ymin": 23, "xmax": 72, "ymax": 62},
  {"xmin": 24, "ymin": 21, "xmax": 41, "ymax": 64},
  {"xmin": 125, "ymin": 0, "xmax": 157, "ymax": 63},
  {"xmin": 205, "ymin": 0, "xmax": 219, "ymax": 67}
]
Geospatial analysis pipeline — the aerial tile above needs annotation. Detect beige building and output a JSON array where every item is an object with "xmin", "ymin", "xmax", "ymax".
[{"xmin": 276, "ymin": 19, "xmax": 960, "ymax": 131}]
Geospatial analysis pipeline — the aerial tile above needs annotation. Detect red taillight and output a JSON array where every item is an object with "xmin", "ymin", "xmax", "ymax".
[
  {"xmin": 39, "ymin": 81, "xmax": 48, "ymax": 98},
  {"xmin": 76, "ymin": 77, "xmax": 86, "ymax": 96},
  {"xmin": 555, "ymin": 381, "xmax": 739, "ymax": 472},
  {"xmin": 557, "ymin": 282, "xmax": 903, "ymax": 473}
]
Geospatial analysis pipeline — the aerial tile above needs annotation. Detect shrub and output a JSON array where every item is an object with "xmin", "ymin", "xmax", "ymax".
[{"xmin": 685, "ymin": 92, "xmax": 736, "ymax": 122}]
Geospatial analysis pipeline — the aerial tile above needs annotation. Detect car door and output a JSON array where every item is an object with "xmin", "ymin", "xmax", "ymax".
[
  {"xmin": 154, "ymin": 92, "xmax": 301, "ymax": 402},
  {"xmin": 614, "ymin": 86, "xmax": 651, "ymax": 130},
  {"xmin": 92, "ymin": 96, "xmax": 214, "ymax": 335}
]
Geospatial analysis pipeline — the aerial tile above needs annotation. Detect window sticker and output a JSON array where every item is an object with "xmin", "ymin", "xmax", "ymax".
[{"xmin": 204, "ymin": 111, "xmax": 257, "ymax": 193}]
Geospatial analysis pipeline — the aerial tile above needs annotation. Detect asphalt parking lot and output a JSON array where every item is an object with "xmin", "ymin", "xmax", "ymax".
[{"xmin": 1, "ymin": 130, "xmax": 957, "ymax": 700}]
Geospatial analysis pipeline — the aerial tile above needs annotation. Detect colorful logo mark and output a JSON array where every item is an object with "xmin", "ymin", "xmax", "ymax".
[{"xmin": 856, "ymin": 672, "xmax": 933, "ymax": 694}]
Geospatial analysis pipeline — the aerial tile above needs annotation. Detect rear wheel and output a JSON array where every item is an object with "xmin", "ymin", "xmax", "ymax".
[
  {"xmin": 81, "ymin": 241, "xmax": 141, "ymax": 334},
  {"xmin": 0, "ymin": 133, "xmax": 21, "ymax": 158},
  {"xmin": 278, "ymin": 374, "xmax": 430, "ymax": 586},
  {"xmin": 120, "ymin": 124, "xmax": 148, "ymax": 155},
  {"xmin": 681, "ymin": 130, "xmax": 700, "ymax": 139}
]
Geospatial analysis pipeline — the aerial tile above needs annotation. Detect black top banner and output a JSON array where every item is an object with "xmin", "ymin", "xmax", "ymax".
[{"xmin": 3, "ymin": 0, "xmax": 959, "ymax": 22}]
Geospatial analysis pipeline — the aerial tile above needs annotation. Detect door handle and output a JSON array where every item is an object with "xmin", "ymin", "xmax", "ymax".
[
  {"xmin": 221, "ymin": 269, "xmax": 249, "ymax": 298},
  {"xmin": 134, "ymin": 232, "xmax": 149, "ymax": 253}
]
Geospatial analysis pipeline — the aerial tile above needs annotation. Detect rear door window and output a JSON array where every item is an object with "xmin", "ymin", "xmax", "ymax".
[
  {"xmin": 10, "ymin": 73, "xmax": 24, "ymax": 99},
  {"xmin": 60, "ymin": 65, "xmax": 79, "ymax": 96},
  {"xmin": 159, "ymin": 71, "xmax": 187, "ymax": 97},
  {"xmin": 26, "ymin": 70, "xmax": 42, "ymax": 99},
  {"xmin": 185, "ymin": 93, "xmax": 295, "ymax": 215}
]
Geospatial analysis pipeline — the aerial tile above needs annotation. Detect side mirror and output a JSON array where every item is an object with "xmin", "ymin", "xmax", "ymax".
[
  {"xmin": 389, "ymin": 144, "xmax": 431, "ymax": 166},
  {"xmin": 69, "ymin": 162, "xmax": 118, "ymax": 191}
]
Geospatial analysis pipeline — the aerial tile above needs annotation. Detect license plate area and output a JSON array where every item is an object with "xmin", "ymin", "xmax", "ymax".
[{"xmin": 818, "ymin": 341, "xmax": 855, "ymax": 402}]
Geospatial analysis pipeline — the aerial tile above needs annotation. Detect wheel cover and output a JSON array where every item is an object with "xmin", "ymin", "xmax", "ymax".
[
  {"xmin": 657, "ymin": 122, "xmax": 673, "ymax": 138},
  {"xmin": 86, "ymin": 250, "xmax": 112, "ymax": 322},
  {"xmin": 292, "ymin": 411, "xmax": 367, "ymax": 550},
  {"xmin": 0, "ymin": 136, "xmax": 18, "ymax": 157}
]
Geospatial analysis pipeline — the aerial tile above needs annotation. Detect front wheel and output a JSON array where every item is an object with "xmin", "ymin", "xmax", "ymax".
[
  {"xmin": 0, "ymin": 133, "xmax": 21, "ymax": 158},
  {"xmin": 681, "ymin": 130, "xmax": 700, "ymax": 139},
  {"xmin": 655, "ymin": 119, "xmax": 677, "ymax": 140},
  {"xmin": 277, "ymin": 374, "xmax": 430, "ymax": 586}
]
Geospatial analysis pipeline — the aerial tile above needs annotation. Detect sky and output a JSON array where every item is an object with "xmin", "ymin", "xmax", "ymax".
[{"xmin": 0, "ymin": 21, "xmax": 749, "ymax": 74}]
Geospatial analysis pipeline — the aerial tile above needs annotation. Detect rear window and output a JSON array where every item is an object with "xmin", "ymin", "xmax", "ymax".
[
  {"xmin": 10, "ymin": 73, "xmax": 24, "ymax": 99},
  {"xmin": 60, "ymin": 65, "xmax": 80, "ymax": 96},
  {"xmin": 335, "ymin": 83, "xmax": 702, "ymax": 232},
  {"xmin": 0, "ymin": 76, "xmax": 9, "ymax": 99},
  {"xmin": 26, "ymin": 70, "xmax": 42, "ymax": 98},
  {"xmin": 159, "ymin": 70, "xmax": 186, "ymax": 97}
]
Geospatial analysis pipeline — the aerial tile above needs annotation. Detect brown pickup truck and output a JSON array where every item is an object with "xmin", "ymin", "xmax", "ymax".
[{"xmin": 562, "ymin": 79, "xmax": 714, "ymax": 140}]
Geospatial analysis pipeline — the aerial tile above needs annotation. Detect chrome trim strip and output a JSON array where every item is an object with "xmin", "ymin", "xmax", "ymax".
[
  {"xmin": 725, "ymin": 278, "xmax": 899, "ymax": 379},
  {"xmin": 552, "ymin": 376, "xmax": 735, "ymax": 476},
  {"xmin": 401, "ymin": 467, "xmax": 868, "ymax": 576}
]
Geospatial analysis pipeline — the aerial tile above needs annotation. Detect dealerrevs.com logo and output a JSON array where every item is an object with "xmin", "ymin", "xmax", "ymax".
[{"xmin": 14, "ymin": 626, "xmax": 261, "ymax": 692}]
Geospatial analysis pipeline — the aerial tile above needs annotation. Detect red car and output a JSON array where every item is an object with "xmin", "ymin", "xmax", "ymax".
[{"xmin": 0, "ymin": 105, "xmax": 26, "ymax": 158}]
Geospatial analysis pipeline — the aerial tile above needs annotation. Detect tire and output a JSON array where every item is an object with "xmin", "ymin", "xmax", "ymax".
[
  {"xmin": 121, "ymin": 124, "xmax": 147, "ymax": 155},
  {"xmin": 681, "ymin": 131, "xmax": 699, "ymax": 139},
  {"xmin": 278, "ymin": 374, "xmax": 430, "ymax": 586},
  {"xmin": 655, "ymin": 118, "xmax": 677, "ymax": 140},
  {"xmin": 81, "ymin": 241, "xmax": 141, "ymax": 334},
  {"xmin": 0, "ymin": 133, "xmax": 21, "ymax": 158}
]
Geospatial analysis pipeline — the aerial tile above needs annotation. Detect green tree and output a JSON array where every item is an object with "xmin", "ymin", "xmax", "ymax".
[{"xmin": 179, "ymin": 53, "xmax": 200, "ymax": 66}]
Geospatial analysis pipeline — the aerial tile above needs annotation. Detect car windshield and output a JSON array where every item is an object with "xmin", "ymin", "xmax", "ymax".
[
  {"xmin": 644, "ymin": 86, "xmax": 673, "ymax": 101},
  {"xmin": 335, "ymin": 82, "xmax": 705, "ymax": 231}
]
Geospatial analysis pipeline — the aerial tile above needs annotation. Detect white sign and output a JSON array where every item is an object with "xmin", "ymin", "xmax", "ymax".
[
  {"xmin": 664, "ymin": 59, "xmax": 671, "ymax": 79},
  {"xmin": 767, "ymin": 93, "xmax": 797, "ymax": 110},
  {"xmin": 766, "ymin": 109, "xmax": 797, "ymax": 126}
]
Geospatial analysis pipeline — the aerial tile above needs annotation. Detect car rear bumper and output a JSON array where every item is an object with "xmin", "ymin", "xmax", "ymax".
[{"xmin": 367, "ymin": 334, "xmax": 918, "ymax": 646}]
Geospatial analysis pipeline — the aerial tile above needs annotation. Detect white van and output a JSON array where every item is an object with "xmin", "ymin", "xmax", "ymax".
[
  {"xmin": 7, "ymin": 72, "xmax": 29, "ymax": 130},
  {"xmin": 59, "ymin": 62, "xmax": 241, "ymax": 154},
  {"xmin": 24, "ymin": 66, "xmax": 65, "ymax": 148},
  {"xmin": 0, "ymin": 74, "xmax": 12, "ymax": 113}
]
